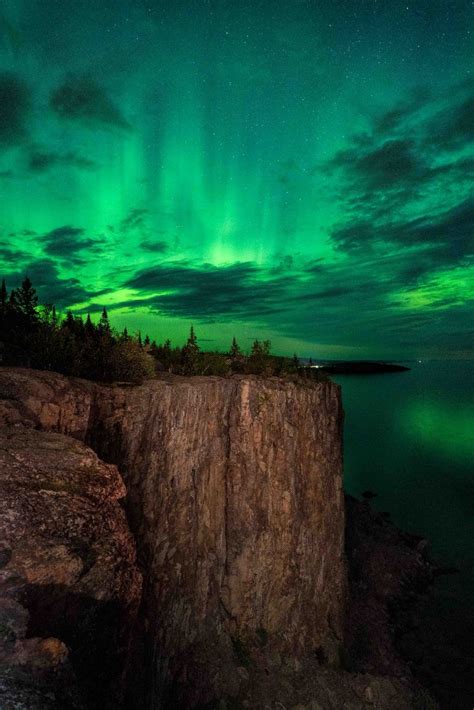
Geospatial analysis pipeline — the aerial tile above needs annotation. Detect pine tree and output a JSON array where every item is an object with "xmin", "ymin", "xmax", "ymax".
[
  {"xmin": 63, "ymin": 311, "xmax": 75, "ymax": 331},
  {"xmin": 186, "ymin": 325, "xmax": 198, "ymax": 352},
  {"xmin": 85, "ymin": 313, "xmax": 95, "ymax": 338},
  {"xmin": 230, "ymin": 336, "xmax": 241, "ymax": 358},
  {"xmin": 15, "ymin": 277, "xmax": 38, "ymax": 324},
  {"xmin": 251, "ymin": 339, "xmax": 262, "ymax": 357},
  {"xmin": 249, "ymin": 339, "xmax": 271, "ymax": 374},
  {"xmin": 182, "ymin": 326, "xmax": 200, "ymax": 374},
  {"xmin": 98, "ymin": 307, "xmax": 110, "ymax": 335}
]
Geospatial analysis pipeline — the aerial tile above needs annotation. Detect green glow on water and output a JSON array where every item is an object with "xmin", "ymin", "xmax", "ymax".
[{"xmin": 403, "ymin": 399, "xmax": 474, "ymax": 463}]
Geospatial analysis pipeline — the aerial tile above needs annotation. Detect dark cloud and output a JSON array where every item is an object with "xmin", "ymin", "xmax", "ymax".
[
  {"xmin": 325, "ymin": 83, "xmax": 474, "ymax": 237},
  {"xmin": 140, "ymin": 240, "xmax": 168, "ymax": 253},
  {"xmin": 330, "ymin": 139, "xmax": 425, "ymax": 191},
  {"xmin": 7, "ymin": 229, "xmax": 36, "ymax": 237},
  {"xmin": 331, "ymin": 198, "xmax": 473, "ymax": 262},
  {"xmin": 3, "ymin": 259, "xmax": 99, "ymax": 308},
  {"xmin": 372, "ymin": 82, "xmax": 473, "ymax": 150},
  {"xmin": 268, "ymin": 254, "xmax": 294, "ymax": 275},
  {"xmin": 355, "ymin": 139, "xmax": 422, "ymax": 189},
  {"xmin": 0, "ymin": 245, "xmax": 27, "ymax": 263},
  {"xmin": 28, "ymin": 149, "xmax": 96, "ymax": 172},
  {"xmin": 303, "ymin": 258, "xmax": 325, "ymax": 274},
  {"xmin": 0, "ymin": 72, "xmax": 30, "ymax": 147},
  {"xmin": 329, "ymin": 221, "xmax": 375, "ymax": 253},
  {"xmin": 429, "ymin": 93, "xmax": 474, "ymax": 151},
  {"xmin": 325, "ymin": 83, "xmax": 474, "ymax": 297},
  {"xmin": 291, "ymin": 286, "xmax": 359, "ymax": 301},
  {"xmin": 50, "ymin": 75, "xmax": 130, "ymax": 130},
  {"xmin": 120, "ymin": 208, "xmax": 148, "ymax": 230},
  {"xmin": 121, "ymin": 260, "xmax": 292, "ymax": 319},
  {"xmin": 373, "ymin": 88, "xmax": 431, "ymax": 136},
  {"xmin": 402, "ymin": 199, "xmax": 474, "ymax": 256},
  {"xmin": 40, "ymin": 225, "xmax": 101, "ymax": 259}
]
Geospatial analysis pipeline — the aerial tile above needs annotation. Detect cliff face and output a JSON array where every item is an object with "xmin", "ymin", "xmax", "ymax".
[
  {"xmin": 89, "ymin": 376, "xmax": 346, "ymax": 704},
  {"xmin": 0, "ymin": 368, "xmax": 345, "ymax": 705}
]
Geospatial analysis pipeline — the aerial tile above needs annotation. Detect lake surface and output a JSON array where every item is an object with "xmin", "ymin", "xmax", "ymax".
[{"xmin": 334, "ymin": 360, "xmax": 474, "ymax": 604}]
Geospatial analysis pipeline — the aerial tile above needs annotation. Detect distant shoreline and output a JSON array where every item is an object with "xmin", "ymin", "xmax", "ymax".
[{"xmin": 305, "ymin": 361, "xmax": 410, "ymax": 375}]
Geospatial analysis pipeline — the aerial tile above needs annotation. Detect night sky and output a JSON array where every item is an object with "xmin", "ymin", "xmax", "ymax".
[{"xmin": 1, "ymin": 0, "xmax": 472, "ymax": 358}]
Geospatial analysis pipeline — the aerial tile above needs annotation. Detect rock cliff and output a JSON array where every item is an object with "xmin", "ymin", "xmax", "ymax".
[{"xmin": 0, "ymin": 368, "xmax": 427, "ymax": 708}]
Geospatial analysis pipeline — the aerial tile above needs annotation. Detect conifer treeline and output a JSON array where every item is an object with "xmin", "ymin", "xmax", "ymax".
[{"xmin": 0, "ymin": 277, "xmax": 307, "ymax": 383}]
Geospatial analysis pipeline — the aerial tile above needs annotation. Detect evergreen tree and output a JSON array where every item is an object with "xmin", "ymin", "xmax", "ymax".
[
  {"xmin": 98, "ymin": 307, "xmax": 110, "ymax": 335},
  {"xmin": 182, "ymin": 326, "xmax": 200, "ymax": 374},
  {"xmin": 85, "ymin": 313, "xmax": 95, "ymax": 338},
  {"xmin": 63, "ymin": 311, "xmax": 75, "ymax": 331},
  {"xmin": 15, "ymin": 277, "xmax": 38, "ymax": 324},
  {"xmin": 186, "ymin": 325, "xmax": 198, "ymax": 352},
  {"xmin": 249, "ymin": 339, "xmax": 271, "ymax": 374},
  {"xmin": 230, "ymin": 336, "xmax": 242, "ymax": 358}
]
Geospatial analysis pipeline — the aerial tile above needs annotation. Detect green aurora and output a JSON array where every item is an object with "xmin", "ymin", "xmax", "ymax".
[{"xmin": 0, "ymin": 0, "xmax": 473, "ymax": 358}]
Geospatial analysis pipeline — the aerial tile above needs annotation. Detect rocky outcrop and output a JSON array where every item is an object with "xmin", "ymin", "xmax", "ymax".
[
  {"xmin": 0, "ymin": 423, "xmax": 142, "ymax": 708},
  {"xmin": 344, "ymin": 495, "xmax": 435, "ymax": 677},
  {"xmin": 0, "ymin": 368, "xmax": 433, "ymax": 708},
  {"xmin": 345, "ymin": 496, "xmax": 474, "ymax": 710}
]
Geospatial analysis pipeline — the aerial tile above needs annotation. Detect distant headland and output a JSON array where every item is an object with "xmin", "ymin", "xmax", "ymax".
[{"xmin": 306, "ymin": 360, "xmax": 410, "ymax": 375}]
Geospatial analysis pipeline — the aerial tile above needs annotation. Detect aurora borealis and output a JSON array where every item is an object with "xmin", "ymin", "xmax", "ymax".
[{"xmin": 0, "ymin": 0, "xmax": 472, "ymax": 358}]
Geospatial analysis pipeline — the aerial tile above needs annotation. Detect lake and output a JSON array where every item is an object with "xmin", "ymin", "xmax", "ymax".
[{"xmin": 334, "ymin": 360, "xmax": 474, "ymax": 603}]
